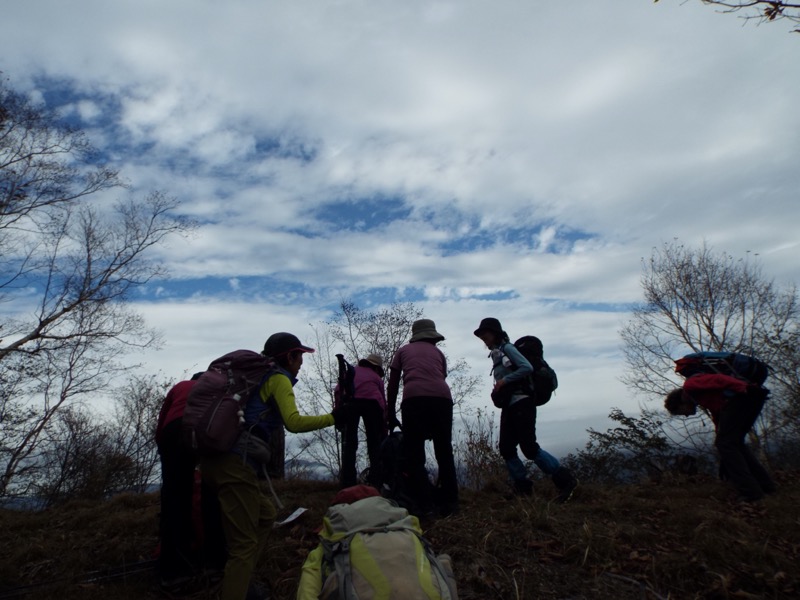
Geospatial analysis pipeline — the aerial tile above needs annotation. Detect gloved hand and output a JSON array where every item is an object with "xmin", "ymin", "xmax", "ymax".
[{"xmin": 331, "ymin": 405, "xmax": 351, "ymax": 431}]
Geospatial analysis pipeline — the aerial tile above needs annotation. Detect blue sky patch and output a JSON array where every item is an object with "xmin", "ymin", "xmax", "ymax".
[
  {"xmin": 254, "ymin": 134, "xmax": 318, "ymax": 162},
  {"xmin": 311, "ymin": 195, "xmax": 412, "ymax": 232}
]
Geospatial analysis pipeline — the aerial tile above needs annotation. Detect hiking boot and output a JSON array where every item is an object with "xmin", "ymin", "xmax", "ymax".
[
  {"xmin": 555, "ymin": 478, "xmax": 578, "ymax": 504},
  {"xmin": 552, "ymin": 467, "xmax": 578, "ymax": 504}
]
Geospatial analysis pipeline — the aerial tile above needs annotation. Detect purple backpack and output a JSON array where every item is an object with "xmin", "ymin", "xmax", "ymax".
[{"xmin": 183, "ymin": 350, "xmax": 276, "ymax": 455}]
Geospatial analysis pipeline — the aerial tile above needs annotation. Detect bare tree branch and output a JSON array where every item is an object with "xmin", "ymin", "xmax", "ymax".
[{"xmin": 0, "ymin": 77, "xmax": 193, "ymax": 497}]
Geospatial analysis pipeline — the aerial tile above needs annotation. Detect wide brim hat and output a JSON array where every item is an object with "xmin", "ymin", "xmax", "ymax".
[
  {"xmin": 409, "ymin": 318, "xmax": 445, "ymax": 343},
  {"xmin": 473, "ymin": 317, "xmax": 504, "ymax": 338},
  {"xmin": 361, "ymin": 353, "xmax": 385, "ymax": 377}
]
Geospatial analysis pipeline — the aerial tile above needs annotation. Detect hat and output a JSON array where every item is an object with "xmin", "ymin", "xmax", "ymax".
[
  {"xmin": 363, "ymin": 353, "xmax": 383, "ymax": 368},
  {"xmin": 359, "ymin": 353, "xmax": 385, "ymax": 377},
  {"xmin": 473, "ymin": 317, "xmax": 504, "ymax": 338},
  {"xmin": 262, "ymin": 332, "xmax": 315, "ymax": 357},
  {"xmin": 409, "ymin": 318, "xmax": 445, "ymax": 343},
  {"xmin": 331, "ymin": 484, "xmax": 381, "ymax": 506}
]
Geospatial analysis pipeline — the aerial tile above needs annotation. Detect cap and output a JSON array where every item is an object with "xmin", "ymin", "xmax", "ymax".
[{"xmin": 262, "ymin": 332, "xmax": 315, "ymax": 357}]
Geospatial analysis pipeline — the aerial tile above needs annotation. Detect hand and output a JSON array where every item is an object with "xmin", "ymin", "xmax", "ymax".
[
  {"xmin": 491, "ymin": 384, "xmax": 512, "ymax": 409},
  {"xmin": 331, "ymin": 405, "xmax": 350, "ymax": 430}
]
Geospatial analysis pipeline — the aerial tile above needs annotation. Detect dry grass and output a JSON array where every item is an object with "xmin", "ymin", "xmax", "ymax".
[{"xmin": 1, "ymin": 472, "xmax": 799, "ymax": 599}]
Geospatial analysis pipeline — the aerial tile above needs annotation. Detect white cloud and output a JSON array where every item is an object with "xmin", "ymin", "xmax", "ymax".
[{"xmin": 2, "ymin": 0, "xmax": 798, "ymax": 453}]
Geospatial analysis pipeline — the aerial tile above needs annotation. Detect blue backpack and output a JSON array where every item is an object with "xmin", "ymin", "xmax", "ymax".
[{"xmin": 674, "ymin": 351, "xmax": 769, "ymax": 385}]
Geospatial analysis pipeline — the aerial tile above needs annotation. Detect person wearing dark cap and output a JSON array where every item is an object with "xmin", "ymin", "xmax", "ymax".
[
  {"xmin": 474, "ymin": 318, "xmax": 578, "ymax": 503},
  {"xmin": 387, "ymin": 319, "xmax": 459, "ymax": 517},
  {"xmin": 201, "ymin": 332, "xmax": 350, "ymax": 600},
  {"xmin": 336, "ymin": 353, "xmax": 388, "ymax": 488}
]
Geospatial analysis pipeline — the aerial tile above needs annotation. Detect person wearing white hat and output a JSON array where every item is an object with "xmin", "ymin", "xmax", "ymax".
[
  {"xmin": 336, "ymin": 353, "xmax": 388, "ymax": 488},
  {"xmin": 387, "ymin": 319, "xmax": 459, "ymax": 517}
]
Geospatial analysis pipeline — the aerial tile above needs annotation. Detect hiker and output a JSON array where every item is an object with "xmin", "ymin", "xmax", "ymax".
[
  {"xmin": 474, "ymin": 318, "xmax": 577, "ymax": 502},
  {"xmin": 155, "ymin": 373, "xmax": 226, "ymax": 593},
  {"xmin": 296, "ymin": 485, "xmax": 458, "ymax": 600},
  {"xmin": 387, "ymin": 319, "xmax": 459, "ymax": 517},
  {"xmin": 200, "ymin": 332, "xmax": 351, "ymax": 600},
  {"xmin": 335, "ymin": 353, "xmax": 388, "ymax": 488},
  {"xmin": 664, "ymin": 373, "xmax": 776, "ymax": 503}
]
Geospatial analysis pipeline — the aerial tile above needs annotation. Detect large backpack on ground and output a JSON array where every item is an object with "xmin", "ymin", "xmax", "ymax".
[
  {"xmin": 374, "ymin": 428, "xmax": 428, "ymax": 515},
  {"xmin": 674, "ymin": 351, "xmax": 769, "ymax": 386},
  {"xmin": 513, "ymin": 336, "xmax": 559, "ymax": 406},
  {"xmin": 183, "ymin": 349, "xmax": 277, "ymax": 455},
  {"xmin": 296, "ymin": 495, "xmax": 458, "ymax": 600}
]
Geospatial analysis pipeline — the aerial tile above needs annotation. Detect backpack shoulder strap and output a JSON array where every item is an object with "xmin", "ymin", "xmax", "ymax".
[{"xmin": 501, "ymin": 342, "xmax": 527, "ymax": 369}]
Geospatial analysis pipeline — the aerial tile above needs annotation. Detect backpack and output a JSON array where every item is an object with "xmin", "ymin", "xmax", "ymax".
[
  {"xmin": 674, "ymin": 351, "xmax": 769, "ymax": 386},
  {"xmin": 373, "ymin": 428, "xmax": 431, "ymax": 515},
  {"xmin": 183, "ymin": 349, "xmax": 277, "ymax": 455},
  {"xmin": 512, "ymin": 336, "xmax": 559, "ymax": 406},
  {"xmin": 297, "ymin": 495, "xmax": 458, "ymax": 600},
  {"xmin": 334, "ymin": 353, "xmax": 357, "ymax": 409}
]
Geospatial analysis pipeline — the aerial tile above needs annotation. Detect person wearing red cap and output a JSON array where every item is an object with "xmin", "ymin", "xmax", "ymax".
[
  {"xmin": 201, "ymin": 332, "xmax": 351, "ymax": 600},
  {"xmin": 665, "ymin": 373, "xmax": 776, "ymax": 503}
]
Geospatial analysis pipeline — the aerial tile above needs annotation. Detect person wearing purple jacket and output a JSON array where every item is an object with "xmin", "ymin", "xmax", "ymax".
[
  {"xmin": 335, "ymin": 354, "xmax": 388, "ymax": 488},
  {"xmin": 387, "ymin": 319, "xmax": 459, "ymax": 517}
]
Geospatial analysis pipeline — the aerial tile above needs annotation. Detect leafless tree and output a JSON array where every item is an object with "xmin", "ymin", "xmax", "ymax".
[
  {"xmin": 0, "ymin": 78, "xmax": 192, "ymax": 498},
  {"xmin": 110, "ymin": 373, "xmax": 172, "ymax": 492},
  {"xmin": 294, "ymin": 301, "xmax": 481, "ymax": 480},
  {"xmin": 34, "ymin": 405, "xmax": 133, "ymax": 506},
  {"xmin": 656, "ymin": 0, "xmax": 800, "ymax": 32},
  {"xmin": 620, "ymin": 240, "xmax": 800, "ymax": 454}
]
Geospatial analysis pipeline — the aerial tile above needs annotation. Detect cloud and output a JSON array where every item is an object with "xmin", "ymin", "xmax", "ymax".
[{"xmin": 2, "ymin": 0, "xmax": 798, "ymax": 453}]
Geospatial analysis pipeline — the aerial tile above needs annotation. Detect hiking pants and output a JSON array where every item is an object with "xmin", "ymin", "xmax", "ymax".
[
  {"xmin": 715, "ymin": 392, "xmax": 775, "ymax": 501},
  {"xmin": 201, "ymin": 453, "xmax": 276, "ymax": 600},
  {"xmin": 401, "ymin": 396, "xmax": 459, "ymax": 510},
  {"xmin": 157, "ymin": 418, "xmax": 198, "ymax": 580},
  {"xmin": 499, "ymin": 396, "xmax": 560, "ymax": 482},
  {"xmin": 340, "ymin": 398, "xmax": 386, "ymax": 488}
]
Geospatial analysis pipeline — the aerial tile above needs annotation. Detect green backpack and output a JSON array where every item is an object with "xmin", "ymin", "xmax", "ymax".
[{"xmin": 297, "ymin": 496, "xmax": 458, "ymax": 600}]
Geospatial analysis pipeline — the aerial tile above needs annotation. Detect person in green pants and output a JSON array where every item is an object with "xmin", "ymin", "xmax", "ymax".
[{"xmin": 201, "ymin": 332, "xmax": 349, "ymax": 600}]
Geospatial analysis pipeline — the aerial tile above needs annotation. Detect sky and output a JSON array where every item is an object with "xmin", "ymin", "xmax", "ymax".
[{"xmin": 2, "ymin": 0, "xmax": 798, "ymax": 457}]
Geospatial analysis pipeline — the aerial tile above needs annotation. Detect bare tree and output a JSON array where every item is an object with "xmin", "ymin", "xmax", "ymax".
[
  {"xmin": 110, "ymin": 373, "xmax": 172, "ymax": 492},
  {"xmin": 329, "ymin": 300, "xmax": 424, "ymax": 367},
  {"xmin": 0, "ymin": 78, "xmax": 192, "ymax": 497},
  {"xmin": 294, "ymin": 301, "xmax": 481, "ymax": 479},
  {"xmin": 656, "ymin": 0, "xmax": 800, "ymax": 32},
  {"xmin": 620, "ymin": 240, "xmax": 800, "ymax": 452},
  {"xmin": 34, "ymin": 405, "xmax": 134, "ymax": 507},
  {"xmin": 292, "ymin": 302, "xmax": 423, "ymax": 478}
]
